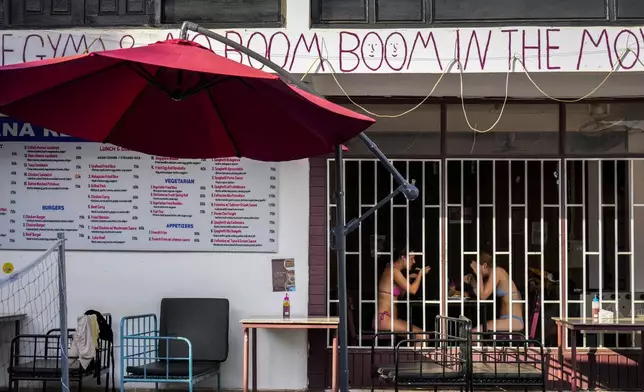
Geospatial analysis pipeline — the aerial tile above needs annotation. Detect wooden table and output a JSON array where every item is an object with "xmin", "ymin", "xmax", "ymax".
[
  {"xmin": 240, "ymin": 317, "xmax": 339, "ymax": 392},
  {"xmin": 552, "ymin": 317, "xmax": 644, "ymax": 392}
]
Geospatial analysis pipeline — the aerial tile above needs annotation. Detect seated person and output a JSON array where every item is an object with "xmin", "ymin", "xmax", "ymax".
[
  {"xmin": 463, "ymin": 251, "xmax": 524, "ymax": 332},
  {"xmin": 374, "ymin": 247, "xmax": 431, "ymax": 338}
]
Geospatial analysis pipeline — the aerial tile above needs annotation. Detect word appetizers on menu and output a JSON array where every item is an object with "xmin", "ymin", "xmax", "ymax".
[{"xmin": 0, "ymin": 119, "xmax": 279, "ymax": 252}]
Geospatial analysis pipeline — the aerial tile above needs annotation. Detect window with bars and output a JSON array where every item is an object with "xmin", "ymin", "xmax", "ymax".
[
  {"xmin": 325, "ymin": 101, "xmax": 644, "ymax": 349},
  {"xmin": 328, "ymin": 158, "xmax": 644, "ymax": 349},
  {"xmin": 565, "ymin": 160, "xmax": 644, "ymax": 348}
]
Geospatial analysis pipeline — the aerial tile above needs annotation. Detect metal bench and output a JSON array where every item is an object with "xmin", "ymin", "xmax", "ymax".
[
  {"xmin": 370, "ymin": 316, "xmax": 471, "ymax": 392},
  {"xmin": 120, "ymin": 298, "xmax": 229, "ymax": 392},
  {"xmin": 8, "ymin": 313, "xmax": 114, "ymax": 392},
  {"xmin": 469, "ymin": 331, "xmax": 546, "ymax": 392}
]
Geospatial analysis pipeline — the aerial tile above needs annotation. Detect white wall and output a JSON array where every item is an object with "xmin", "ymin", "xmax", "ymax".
[{"xmin": 0, "ymin": 159, "xmax": 310, "ymax": 390}]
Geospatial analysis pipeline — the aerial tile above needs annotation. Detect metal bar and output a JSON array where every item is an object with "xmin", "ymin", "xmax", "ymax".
[
  {"xmin": 614, "ymin": 161, "xmax": 619, "ymax": 346},
  {"xmin": 492, "ymin": 161, "xmax": 497, "ymax": 334},
  {"xmin": 582, "ymin": 160, "xmax": 587, "ymax": 347},
  {"xmin": 333, "ymin": 145, "xmax": 350, "ymax": 391},
  {"xmin": 358, "ymin": 162, "xmax": 363, "ymax": 345},
  {"xmin": 508, "ymin": 161, "xmax": 513, "ymax": 335},
  {"xmin": 559, "ymin": 159, "xmax": 565, "ymax": 349},
  {"xmin": 373, "ymin": 161, "xmax": 379, "ymax": 342},
  {"xmin": 389, "ymin": 165, "xmax": 394, "ymax": 345},
  {"xmin": 342, "ymin": 185, "xmax": 406, "ymax": 236},
  {"xmin": 422, "ymin": 162, "xmax": 427, "ymax": 333},
  {"xmin": 599, "ymin": 162, "xmax": 604, "ymax": 347},
  {"xmin": 461, "ymin": 161, "xmax": 465, "ymax": 316},
  {"xmin": 630, "ymin": 161, "xmax": 636, "ymax": 346},
  {"xmin": 540, "ymin": 161, "xmax": 545, "ymax": 344},
  {"xmin": 476, "ymin": 160, "xmax": 481, "ymax": 337},
  {"xmin": 441, "ymin": 160, "xmax": 447, "ymax": 320},
  {"xmin": 326, "ymin": 160, "xmax": 332, "ymax": 348},
  {"xmin": 405, "ymin": 161, "xmax": 411, "ymax": 336},
  {"xmin": 57, "ymin": 232, "xmax": 70, "ymax": 392},
  {"xmin": 524, "ymin": 161, "xmax": 529, "ymax": 334}
]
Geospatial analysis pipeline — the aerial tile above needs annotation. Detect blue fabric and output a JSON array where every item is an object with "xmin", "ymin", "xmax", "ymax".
[{"xmin": 499, "ymin": 314, "xmax": 525, "ymax": 324}]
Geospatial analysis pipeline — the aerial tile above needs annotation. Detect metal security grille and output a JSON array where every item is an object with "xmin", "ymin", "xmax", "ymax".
[
  {"xmin": 326, "ymin": 158, "xmax": 644, "ymax": 349},
  {"xmin": 565, "ymin": 159, "xmax": 644, "ymax": 349},
  {"xmin": 327, "ymin": 159, "xmax": 441, "ymax": 347},
  {"xmin": 445, "ymin": 159, "xmax": 562, "ymax": 346}
]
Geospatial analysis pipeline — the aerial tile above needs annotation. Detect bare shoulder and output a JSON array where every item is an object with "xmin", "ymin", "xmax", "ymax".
[{"xmin": 495, "ymin": 266, "xmax": 509, "ymax": 277}]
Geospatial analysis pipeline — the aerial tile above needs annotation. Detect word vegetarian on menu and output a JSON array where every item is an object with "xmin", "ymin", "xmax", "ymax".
[
  {"xmin": 0, "ymin": 117, "xmax": 280, "ymax": 252},
  {"xmin": 143, "ymin": 156, "xmax": 211, "ymax": 250},
  {"xmin": 211, "ymin": 158, "xmax": 278, "ymax": 251}
]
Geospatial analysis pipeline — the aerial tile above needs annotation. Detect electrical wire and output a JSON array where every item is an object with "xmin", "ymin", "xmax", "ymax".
[{"xmin": 301, "ymin": 47, "xmax": 637, "ymax": 135}]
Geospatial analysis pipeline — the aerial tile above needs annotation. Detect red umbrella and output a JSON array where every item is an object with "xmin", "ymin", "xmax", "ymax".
[{"xmin": 0, "ymin": 39, "xmax": 372, "ymax": 161}]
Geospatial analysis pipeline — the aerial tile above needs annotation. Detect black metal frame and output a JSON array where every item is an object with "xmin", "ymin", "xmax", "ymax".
[
  {"xmin": 469, "ymin": 331, "xmax": 547, "ymax": 392},
  {"xmin": 368, "ymin": 318, "xmax": 546, "ymax": 392},
  {"xmin": 178, "ymin": 21, "xmax": 419, "ymax": 392},
  {"xmin": 310, "ymin": 0, "xmax": 644, "ymax": 28},
  {"xmin": 8, "ymin": 314, "xmax": 114, "ymax": 392},
  {"xmin": 369, "ymin": 316, "xmax": 472, "ymax": 392}
]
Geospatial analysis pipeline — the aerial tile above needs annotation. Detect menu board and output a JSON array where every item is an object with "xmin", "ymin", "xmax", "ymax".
[{"xmin": 0, "ymin": 119, "xmax": 279, "ymax": 252}]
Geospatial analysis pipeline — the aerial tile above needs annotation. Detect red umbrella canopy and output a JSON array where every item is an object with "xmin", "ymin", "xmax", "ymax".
[{"xmin": 0, "ymin": 39, "xmax": 373, "ymax": 161}]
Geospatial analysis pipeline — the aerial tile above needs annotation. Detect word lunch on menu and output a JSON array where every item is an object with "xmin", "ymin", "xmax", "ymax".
[{"xmin": 0, "ymin": 121, "xmax": 279, "ymax": 252}]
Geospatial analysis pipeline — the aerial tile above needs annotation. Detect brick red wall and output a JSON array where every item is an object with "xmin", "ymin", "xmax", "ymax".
[{"xmin": 308, "ymin": 157, "xmax": 328, "ymax": 390}]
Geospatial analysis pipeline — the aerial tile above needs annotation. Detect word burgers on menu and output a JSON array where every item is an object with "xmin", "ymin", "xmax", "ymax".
[{"xmin": 0, "ymin": 118, "xmax": 279, "ymax": 252}]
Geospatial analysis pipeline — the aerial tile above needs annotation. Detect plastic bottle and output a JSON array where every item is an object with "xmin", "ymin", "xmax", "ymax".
[
  {"xmin": 283, "ymin": 293, "xmax": 291, "ymax": 319},
  {"xmin": 592, "ymin": 294, "xmax": 600, "ymax": 319}
]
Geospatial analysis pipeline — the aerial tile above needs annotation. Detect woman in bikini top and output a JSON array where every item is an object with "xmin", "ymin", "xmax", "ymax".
[
  {"xmin": 374, "ymin": 247, "xmax": 431, "ymax": 333},
  {"xmin": 464, "ymin": 251, "xmax": 524, "ymax": 332}
]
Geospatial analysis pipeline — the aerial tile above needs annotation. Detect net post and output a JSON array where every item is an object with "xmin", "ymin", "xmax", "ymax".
[{"xmin": 57, "ymin": 232, "xmax": 70, "ymax": 392}]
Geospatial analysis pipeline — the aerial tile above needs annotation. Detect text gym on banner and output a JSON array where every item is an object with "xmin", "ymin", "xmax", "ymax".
[
  {"xmin": 0, "ymin": 27, "xmax": 643, "ymax": 73},
  {"xmin": 0, "ymin": 118, "xmax": 279, "ymax": 252}
]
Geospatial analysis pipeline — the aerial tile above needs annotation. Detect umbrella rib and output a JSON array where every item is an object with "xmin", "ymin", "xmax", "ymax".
[
  {"xmin": 104, "ymin": 75, "xmax": 156, "ymax": 145},
  {"xmin": 206, "ymin": 87, "xmax": 240, "ymax": 157},
  {"xmin": 178, "ymin": 76, "xmax": 229, "ymax": 100},
  {"xmin": 127, "ymin": 63, "xmax": 229, "ymax": 101},
  {"xmin": 127, "ymin": 63, "xmax": 174, "ymax": 97}
]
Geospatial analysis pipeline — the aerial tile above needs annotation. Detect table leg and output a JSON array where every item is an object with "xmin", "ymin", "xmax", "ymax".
[
  {"xmin": 331, "ymin": 331, "xmax": 338, "ymax": 392},
  {"xmin": 570, "ymin": 329, "xmax": 577, "ymax": 392},
  {"xmin": 243, "ymin": 328, "xmax": 249, "ymax": 392},
  {"xmin": 14, "ymin": 320, "xmax": 20, "ymax": 361},
  {"xmin": 252, "ymin": 328, "xmax": 258, "ymax": 392},
  {"xmin": 557, "ymin": 323, "xmax": 563, "ymax": 392},
  {"xmin": 640, "ymin": 335, "xmax": 644, "ymax": 389}
]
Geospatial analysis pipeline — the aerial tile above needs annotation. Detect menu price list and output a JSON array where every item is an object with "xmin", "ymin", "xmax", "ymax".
[
  {"xmin": 210, "ymin": 158, "xmax": 278, "ymax": 251},
  {"xmin": 0, "ymin": 142, "xmax": 279, "ymax": 252},
  {"xmin": 1, "ymin": 142, "xmax": 86, "ymax": 248}
]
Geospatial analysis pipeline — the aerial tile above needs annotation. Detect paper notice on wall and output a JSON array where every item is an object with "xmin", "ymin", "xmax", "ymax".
[{"xmin": 272, "ymin": 258, "xmax": 295, "ymax": 292}]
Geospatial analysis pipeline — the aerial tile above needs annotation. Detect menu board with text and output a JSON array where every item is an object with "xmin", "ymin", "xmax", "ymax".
[{"xmin": 0, "ymin": 119, "xmax": 279, "ymax": 252}]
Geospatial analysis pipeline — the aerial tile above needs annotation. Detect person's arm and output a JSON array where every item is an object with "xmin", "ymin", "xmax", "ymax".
[
  {"xmin": 474, "ymin": 269, "xmax": 498, "ymax": 300},
  {"xmin": 392, "ymin": 267, "xmax": 427, "ymax": 295}
]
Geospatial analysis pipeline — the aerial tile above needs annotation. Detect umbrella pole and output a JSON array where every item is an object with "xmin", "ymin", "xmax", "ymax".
[
  {"xmin": 333, "ymin": 144, "xmax": 350, "ymax": 392},
  {"xmin": 179, "ymin": 21, "xmax": 418, "ymax": 202},
  {"xmin": 179, "ymin": 22, "xmax": 419, "ymax": 392}
]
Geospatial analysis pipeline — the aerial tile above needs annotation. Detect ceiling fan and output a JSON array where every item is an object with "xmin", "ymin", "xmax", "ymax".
[
  {"xmin": 492, "ymin": 132, "xmax": 527, "ymax": 153},
  {"xmin": 578, "ymin": 103, "xmax": 644, "ymax": 136}
]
